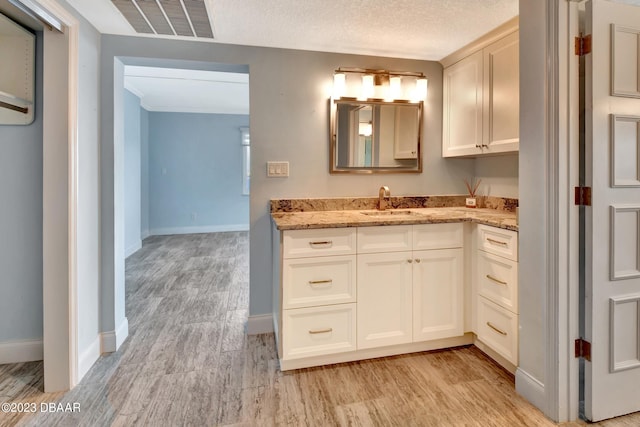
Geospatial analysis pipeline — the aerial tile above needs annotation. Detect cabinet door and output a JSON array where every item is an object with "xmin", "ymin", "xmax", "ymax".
[
  {"xmin": 483, "ymin": 31, "xmax": 519, "ymax": 153},
  {"xmin": 282, "ymin": 303, "xmax": 357, "ymax": 360},
  {"xmin": 413, "ymin": 249, "xmax": 464, "ymax": 341},
  {"xmin": 357, "ymin": 252, "xmax": 413, "ymax": 349},
  {"xmin": 393, "ymin": 105, "xmax": 419, "ymax": 159},
  {"xmin": 283, "ymin": 255, "xmax": 356, "ymax": 309},
  {"xmin": 476, "ymin": 296, "xmax": 518, "ymax": 365},
  {"xmin": 442, "ymin": 50, "xmax": 483, "ymax": 157}
]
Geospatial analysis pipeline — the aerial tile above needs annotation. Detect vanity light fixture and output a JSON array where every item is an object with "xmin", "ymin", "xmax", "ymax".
[
  {"xmin": 333, "ymin": 72, "xmax": 346, "ymax": 99},
  {"xmin": 389, "ymin": 76, "xmax": 402, "ymax": 100},
  {"xmin": 333, "ymin": 67, "xmax": 427, "ymax": 102},
  {"xmin": 415, "ymin": 77, "xmax": 428, "ymax": 101},
  {"xmin": 360, "ymin": 75, "xmax": 375, "ymax": 100}
]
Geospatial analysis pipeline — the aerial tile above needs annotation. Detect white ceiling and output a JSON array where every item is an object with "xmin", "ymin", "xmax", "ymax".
[
  {"xmin": 78, "ymin": 0, "xmax": 518, "ymax": 114},
  {"xmin": 124, "ymin": 66, "xmax": 249, "ymax": 114},
  {"xmin": 67, "ymin": 0, "xmax": 518, "ymax": 61}
]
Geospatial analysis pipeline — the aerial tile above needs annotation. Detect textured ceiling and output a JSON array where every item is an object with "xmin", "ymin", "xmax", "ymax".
[{"xmin": 66, "ymin": 0, "xmax": 518, "ymax": 61}]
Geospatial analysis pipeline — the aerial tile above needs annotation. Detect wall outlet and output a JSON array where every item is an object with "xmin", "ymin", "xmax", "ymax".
[
  {"xmin": 191, "ymin": 212, "xmax": 197, "ymax": 221},
  {"xmin": 267, "ymin": 161, "xmax": 289, "ymax": 177}
]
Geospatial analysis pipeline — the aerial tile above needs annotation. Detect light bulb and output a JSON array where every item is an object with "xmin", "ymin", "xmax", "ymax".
[
  {"xmin": 414, "ymin": 77, "xmax": 428, "ymax": 101},
  {"xmin": 361, "ymin": 75, "xmax": 374, "ymax": 100},
  {"xmin": 389, "ymin": 76, "xmax": 402, "ymax": 100},
  {"xmin": 333, "ymin": 72, "xmax": 346, "ymax": 99}
]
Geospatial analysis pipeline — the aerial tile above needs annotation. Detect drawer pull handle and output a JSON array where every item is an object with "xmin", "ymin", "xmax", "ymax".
[
  {"xmin": 487, "ymin": 322, "xmax": 508, "ymax": 336},
  {"xmin": 486, "ymin": 274, "xmax": 507, "ymax": 285},
  {"xmin": 415, "ymin": 259, "xmax": 421, "ymax": 263},
  {"xmin": 309, "ymin": 241, "xmax": 333, "ymax": 247},
  {"xmin": 308, "ymin": 279, "xmax": 333, "ymax": 286},
  {"xmin": 308, "ymin": 328, "xmax": 333, "ymax": 334},
  {"xmin": 407, "ymin": 259, "xmax": 413, "ymax": 263},
  {"xmin": 487, "ymin": 238, "xmax": 508, "ymax": 247}
]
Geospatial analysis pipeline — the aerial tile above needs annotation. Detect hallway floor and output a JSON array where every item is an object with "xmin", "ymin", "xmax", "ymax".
[{"xmin": 1, "ymin": 231, "xmax": 640, "ymax": 426}]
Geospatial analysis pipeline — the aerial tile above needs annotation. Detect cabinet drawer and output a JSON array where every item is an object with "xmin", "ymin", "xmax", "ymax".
[
  {"xmin": 476, "ymin": 296, "xmax": 518, "ymax": 365},
  {"xmin": 282, "ymin": 304, "xmax": 356, "ymax": 360},
  {"xmin": 413, "ymin": 223, "xmax": 463, "ymax": 250},
  {"xmin": 357, "ymin": 225, "xmax": 412, "ymax": 254},
  {"xmin": 283, "ymin": 228, "xmax": 356, "ymax": 259},
  {"xmin": 477, "ymin": 251, "xmax": 518, "ymax": 313},
  {"xmin": 283, "ymin": 255, "xmax": 356, "ymax": 309},
  {"xmin": 476, "ymin": 224, "xmax": 518, "ymax": 261}
]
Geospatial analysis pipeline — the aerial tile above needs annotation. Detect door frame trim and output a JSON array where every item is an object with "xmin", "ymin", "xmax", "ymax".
[
  {"xmin": 545, "ymin": 0, "xmax": 581, "ymax": 421},
  {"xmin": 37, "ymin": 0, "xmax": 79, "ymax": 391}
]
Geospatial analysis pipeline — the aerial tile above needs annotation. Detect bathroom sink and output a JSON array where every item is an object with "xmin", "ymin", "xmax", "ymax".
[{"xmin": 360, "ymin": 209, "xmax": 423, "ymax": 218}]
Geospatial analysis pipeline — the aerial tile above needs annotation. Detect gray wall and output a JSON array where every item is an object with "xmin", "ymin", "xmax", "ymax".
[
  {"xmin": 0, "ymin": 30, "xmax": 43, "ymax": 344},
  {"xmin": 99, "ymin": 36, "xmax": 478, "ymax": 320},
  {"xmin": 147, "ymin": 112, "xmax": 250, "ymax": 233},
  {"xmin": 518, "ymin": 0, "xmax": 546, "ymax": 398},
  {"xmin": 475, "ymin": 155, "xmax": 519, "ymax": 199},
  {"xmin": 124, "ymin": 89, "xmax": 142, "ymax": 256}
]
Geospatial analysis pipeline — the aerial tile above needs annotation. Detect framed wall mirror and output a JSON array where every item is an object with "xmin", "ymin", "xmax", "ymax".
[{"xmin": 330, "ymin": 99, "xmax": 422, "ymax": 174}]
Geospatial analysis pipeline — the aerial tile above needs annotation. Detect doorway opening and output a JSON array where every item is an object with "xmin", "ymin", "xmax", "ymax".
[{"xmin": 117, "ymin": 59, "xmax": 250, "ymax": 360}]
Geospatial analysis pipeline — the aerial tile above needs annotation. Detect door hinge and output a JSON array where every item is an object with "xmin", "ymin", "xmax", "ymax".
[
  {"xmin": 574, "ymin": 186, "xmax": 592, "ymax": 206},
  {"xmin": 575, "ymin": 34, "xmax": 592, "ymax": 56},
  {"xmin": 575, "ymin": 338, "xmax": 592, "ymax": 361}
]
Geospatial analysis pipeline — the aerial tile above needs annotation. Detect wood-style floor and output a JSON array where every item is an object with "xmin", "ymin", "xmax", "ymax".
[{"xmin": 1, "ymin": 231, "xmax": 639, "ymax": 426}]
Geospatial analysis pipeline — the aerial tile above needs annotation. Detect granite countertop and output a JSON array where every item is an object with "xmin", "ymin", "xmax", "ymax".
[{"xmin": 271, "ymin": 207, "xmax": 518, "ymax": 232}]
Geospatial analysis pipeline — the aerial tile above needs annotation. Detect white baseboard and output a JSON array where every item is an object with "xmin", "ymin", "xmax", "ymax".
[
  {"xmin": 78, "ymin": 335, "xmax": 101, "ymax": 380},
  {"xmin": 141, "ymin": 229, "xmax": 150, "ymax": 240},
  {"xmin": 247, "ymin": 314, "xmax": 274, "ymax": 335},
  {"xmin": 125, "ymin": 240, "xmax": 142, "ymax": 258},
  {"xmin": 0, "ymin": 339, "xmax": 43, "ymax": 364},
  {"xmin": 149, "ymin": 224, "xmax": 249, "ymax": 236},
  {"xmin": 516, "ymin": 368, "xmax": 546, "ymax": 412},
  {"xmin": 100, "ymin": 317, "xmax": 129, "ymax": 353}
]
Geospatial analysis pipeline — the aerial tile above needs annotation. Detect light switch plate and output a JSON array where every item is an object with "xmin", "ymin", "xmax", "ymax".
[{"xmin": 267, "ymin": 161, "xmax": 289, "ymax": 177}]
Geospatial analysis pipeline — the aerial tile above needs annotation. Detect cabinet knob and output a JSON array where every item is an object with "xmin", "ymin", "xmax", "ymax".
[
  {"xmin": 407, "ymin": 259, "xmax": 413, "ymax": 263},
  {"xmin": 415, "ymin": 259, "xmax": 421, "ymax": 263},
  {"xmin": 475, "ymin": 144, "xmax": 481, "ymax": 148},
  {"xmin": 482, "ymin": 144, "xmax": 489, "ymax": 148}
]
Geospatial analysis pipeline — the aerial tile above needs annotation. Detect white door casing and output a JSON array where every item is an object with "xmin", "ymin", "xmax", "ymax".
[{"xmin": 584, "ymin": 0, "xmax": 640, "ymax": 421}]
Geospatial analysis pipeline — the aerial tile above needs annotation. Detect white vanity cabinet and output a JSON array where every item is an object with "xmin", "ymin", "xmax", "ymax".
[
  {"xmin": 273, "ymin": 219, "xmax": 516, "ymax": 371},
  {"xmin": 279, "ymin": 228, "xmax": 358, "ymax": 361},
  {"xmin": 442, "ymin": 27, "xmax": 519, "ymax": 158},
  {"xmin": 473, "ymin": 224, "xmax": 519, "ymax": 367},
  {"xmin": 356, "ymin": 223, "xmax": 464, "ymax": 349}
]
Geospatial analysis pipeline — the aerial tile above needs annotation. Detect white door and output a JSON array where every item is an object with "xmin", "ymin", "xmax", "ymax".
[
  {"xmin": 412, "ymin": 249, "xmax": 464, "ymax": 341},
  {"xmin": 357, "ymin": 252, "xmax": 413, "ymax": 349},
  {"xmin": 584, "ymin": 0, "xmax": 640, "ymax": 421}
]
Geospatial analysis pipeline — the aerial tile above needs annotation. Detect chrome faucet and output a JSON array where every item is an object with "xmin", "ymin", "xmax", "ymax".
[{"xmin": 378, "ymin": 186, "xmax": 391, "ymax": 210}]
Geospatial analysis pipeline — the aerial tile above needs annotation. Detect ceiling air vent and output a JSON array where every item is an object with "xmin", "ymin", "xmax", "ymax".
[{"xmin": 111, "ymin": 0, "xmax": 214, "ymax": 39}]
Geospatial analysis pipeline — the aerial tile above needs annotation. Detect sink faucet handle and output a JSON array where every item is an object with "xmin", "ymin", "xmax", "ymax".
[{"xmin": 378, "ymin": 186, "xmax": 391, "ymax": 210}]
